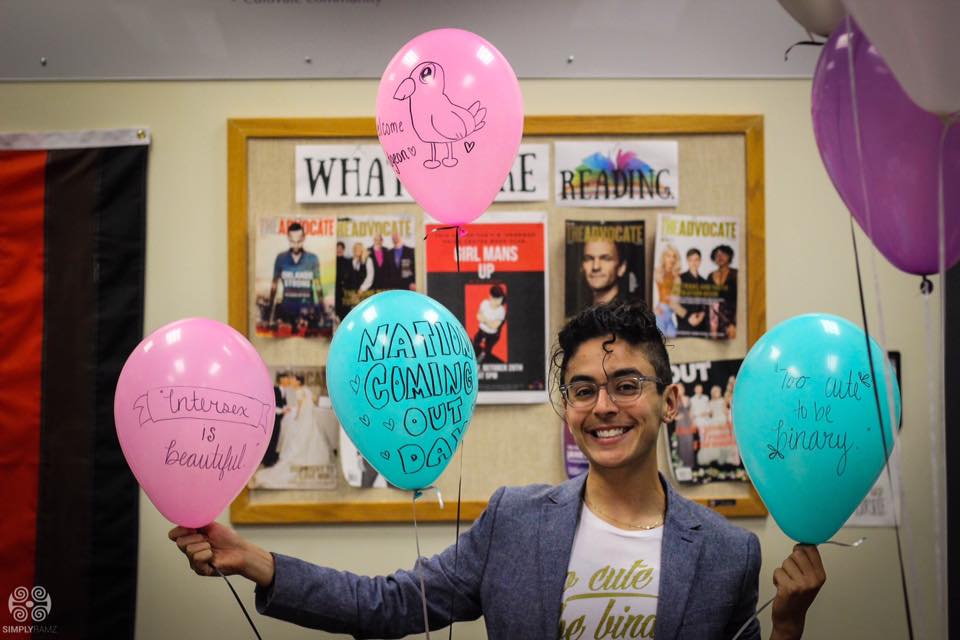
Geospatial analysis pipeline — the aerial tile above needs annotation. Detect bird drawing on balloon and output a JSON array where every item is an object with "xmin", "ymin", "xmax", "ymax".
[{"xmin": 393, "ymin": 61, "xmax": 486, "ymax": 169}]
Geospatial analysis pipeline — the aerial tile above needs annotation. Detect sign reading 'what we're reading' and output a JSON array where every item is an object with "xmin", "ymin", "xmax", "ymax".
[{"xmin": 295, "ymin": 143, "xmax": 549, "ymax": 204}]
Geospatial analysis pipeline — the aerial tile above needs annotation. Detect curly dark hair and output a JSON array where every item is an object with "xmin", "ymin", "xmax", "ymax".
[
  {"xmin": 710, "ymin": 244, "xmax": 734, "ymax": 262},
  {"xmin": 551, "ymin": 300, "xmax": 671, "ymax": 390}
]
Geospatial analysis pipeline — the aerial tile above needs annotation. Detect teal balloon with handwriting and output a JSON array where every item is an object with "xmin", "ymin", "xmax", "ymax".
[
  {"xmin": 732, "ymin": 314, "xmax": 900, "ymax": 543},
  {"xmin": 327, "ymin": 290, "xmax": 478, "ymax": 491}
]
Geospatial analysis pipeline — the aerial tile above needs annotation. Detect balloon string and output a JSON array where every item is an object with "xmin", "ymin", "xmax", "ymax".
[
  {"xmin": 729, "ymin": 538, "xmax": 866, "ymax": 640},
  {"xmin": 783, "ymin": 38, "xmax": 824, "ymax": 62},
  {"xmin": 931, "ymin": 114, "xmax": 956, "ymax": 634},
  {"xmin": 424, "ymin": 225, "xmax": 464, "ymax": 273},
  {"xmin": 213, "ymin": 566, "xmax": 264, "ymax": 640},
  {"xmin": 843, "ymin": 15, "xmax": 917, "ymax": 640},
  {"xmin": 412, "ymin": 490, "xmax": 432, "ymax": 639},
  {"xmin": 446, "ymin": 439, "xmax": 466, "ymax": 639}
]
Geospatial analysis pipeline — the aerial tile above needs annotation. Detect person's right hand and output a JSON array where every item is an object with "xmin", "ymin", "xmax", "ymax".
[{"xmin": 169, "ymin": 522, "xmax": 250, "ymax": 579}]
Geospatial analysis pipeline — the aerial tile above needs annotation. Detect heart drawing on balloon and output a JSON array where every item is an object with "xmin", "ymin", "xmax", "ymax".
[
  {"xmin": 464, "ymin": 141, "xmax": 475, "ymax": 153},
  {"xmin": 406, "ymin": 146, "xmax": 417, "ymax": 157},
  {"xmin": 326, "ymin": 290, "xmax": 480, "ymax": 491},
  {"xmin": 349, "ymin": 376, "xmax": 360, "ymax": 394}
]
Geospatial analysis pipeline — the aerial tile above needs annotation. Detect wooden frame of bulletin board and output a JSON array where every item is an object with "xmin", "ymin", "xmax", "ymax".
[{"xmin": 228, "ymin": 115, "xmax": 767, "ymax": 524}]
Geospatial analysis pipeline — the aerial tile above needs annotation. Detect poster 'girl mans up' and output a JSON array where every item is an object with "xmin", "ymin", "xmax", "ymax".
[
  {"xmin": 652, "ymin": 213, "xmax": 740, "ymax": 340},
  {"xmin": 426, "ymin": 212, "xmax": 548, "ymax": 404}
]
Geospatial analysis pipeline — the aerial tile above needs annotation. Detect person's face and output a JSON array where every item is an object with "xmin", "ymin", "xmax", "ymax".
[
  {"xmin": 353, "ymin": 242, "xmax": 364, "ymax": 258},
  {"xmin": 694, "ymin": 384, "xmax": 703, "ymax": 396},
  {"xmin": 373, "ymin": 234, "xmax": 383, "ymax": 248},
  {"xmin": 663, "ymin": 250, "xmax": 677, "ymax": 270},
  {"xmin": 288, "ymin": 230, "xmax": 305, "ymax": 254},
  {"xmin": 563, "ymin": 336, "xmax": 677, "ymax": 471},
  {"xmin": 711, "ymin": 385, "xmax": 722, "ymax": 399},
  {"xmin": 391, "ymin": 232, "xmax": 402, "ymax": 246},
  {"xmin": 687, "ymin": 253, "xmax": 701, "ymax": 273},
  {"xmin": 714, "ymin": 250, "xmax": 731, "ymax": 268},
  {"xmin": 490, "ymin": 295, "xmax": 503, "ymax": 308},
  {"xmin": 581, "ymin": 241, "xmax": 625, "ymax": 292},
  {"xmin": 336, "ymin": 244, "xmax": 344, "ymax": 257}
]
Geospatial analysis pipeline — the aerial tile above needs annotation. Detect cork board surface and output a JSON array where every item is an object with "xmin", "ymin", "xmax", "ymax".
[{"xmin": 228, "ymin": 116, "xmax": 766, "ymax": 523}]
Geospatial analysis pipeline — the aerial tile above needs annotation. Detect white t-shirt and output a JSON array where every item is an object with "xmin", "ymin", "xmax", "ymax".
[
  {"xmin": 559, "ymin": 504, "xmax": 662, "ymax": 639},
  {"xmin": 478, "ymin": 298, "xmax": 506, "ymax": 334}
]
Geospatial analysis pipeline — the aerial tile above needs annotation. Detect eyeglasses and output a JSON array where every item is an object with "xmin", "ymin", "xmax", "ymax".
[{"xmin": 559, "ymin": 375, "xmax": 663, "ymax": 409}]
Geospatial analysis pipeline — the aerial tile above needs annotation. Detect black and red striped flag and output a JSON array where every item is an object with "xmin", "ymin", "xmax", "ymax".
[{"xmin": 0, "ymin": 130, "xmax": 148, "ymax": 639}]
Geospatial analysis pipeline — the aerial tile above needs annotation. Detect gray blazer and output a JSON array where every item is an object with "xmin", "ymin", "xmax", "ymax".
[{"xmin": 255, "ymin": 473, "xmax": 761, "ymax": 639}]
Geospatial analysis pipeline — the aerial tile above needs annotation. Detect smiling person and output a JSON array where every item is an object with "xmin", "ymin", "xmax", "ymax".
[
  {"xmin": 170, "ymin": 300, "xmax": 825, "ymax": 640},
  {"xmin": 581, "ymin": 239, "xmax": 630, "ymax": 307}
]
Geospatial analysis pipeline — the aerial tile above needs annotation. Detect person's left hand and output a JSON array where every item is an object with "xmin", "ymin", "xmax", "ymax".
[{"xmin": 770, "ymin": 544, "xmax": 826, "ymax": 640}]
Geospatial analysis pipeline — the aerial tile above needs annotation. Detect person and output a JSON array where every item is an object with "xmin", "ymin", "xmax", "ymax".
[
  {"xmin": 708, "ymin": 244, "xmax": 738, "ymax": 340},
  {"xmin": 677, "ymin": 247, "xmax": 710, "ymax": 335},
  {"xmin": 258, "ymin": 371, "xmax": 288, "ymax": 468},
  {"xmin": 698, "ymin": 384, "xmax": 739, "ymax": 468},
  {"xmin": 269, "ymin": 222, "xmax": 322, "ymax": 334},
  {"xmin": 386, "ymin": 231, "xmax": 416, "ymax": 291},
  {"xmin": 653, "ymin": 244, "xmax": 684, "ymax": 338},
  {"xmin": 472, "ymin": 284, "xmax": 507, "ymax": 364},
  {"xmin": 368, "ymin": 234, "xmax": 389, "ymax": 290},
  {"xmin": 580, "ymin": 239, "xmax": 631, "ymax": 307},
  {"xmin": 345, "ymin": 241, "xmax": 374, "ymax": 303},
  {"xmin": 334, "ymin": 241, "xmax": 350, "ymax": 320},
  {"xmin": 671, "ymin": 382, "xmax": 698, "ymax": 470},
  {"xmin": 171, "ymin": 301, "xmax": 825, "ymax": 640}
]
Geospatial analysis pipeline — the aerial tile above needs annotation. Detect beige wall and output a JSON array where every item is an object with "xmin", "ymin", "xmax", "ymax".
[{"xmin": 0, "ymin": 78, "xmax": 944, "ymax": 639}]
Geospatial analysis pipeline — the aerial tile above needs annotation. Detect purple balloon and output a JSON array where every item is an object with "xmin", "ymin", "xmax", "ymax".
[{"xmin": 812, "ymin": 19, "xmax": 960, "ymax": 276}]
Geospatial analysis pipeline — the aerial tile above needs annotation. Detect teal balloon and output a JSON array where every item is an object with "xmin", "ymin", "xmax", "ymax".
[
  {"xmin": 327, "ymin": 290, "xmax": 478, "ymax": 491},
  {"xmin": 732, "ymin": 314, "xmax": 900, "ymax": 543}
]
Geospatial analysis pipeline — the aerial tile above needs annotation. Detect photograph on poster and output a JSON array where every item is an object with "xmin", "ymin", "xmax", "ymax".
[
  {"xmin": 667, "ymin": 358, "xmax": 747, "ymax": 485},
  {"xmin": 564, "ymin": 219, "xmax": 645, "ymax": 318},
  {"xmin": 250, "ymin": 366, "xmax": 339, "ymax": 490},
  {"xmin": 335, "ymin": 214, "xmax": 417, "ymax": 321},
  {"xmin": 254, "ymin": 215, "xmax": 337, "ymax": 338},
  {"xmin": 426, "ymin": 212, "xmax": 548, "ymax": 403},
  {"xmin": 653, "ymin": 213, "xmax": 740, "ymax": 340}
]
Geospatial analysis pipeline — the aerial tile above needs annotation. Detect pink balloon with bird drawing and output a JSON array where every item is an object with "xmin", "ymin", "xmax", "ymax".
[{"xmin": 375, "ymin": 28, "xmax": 523, "ymax": 226}]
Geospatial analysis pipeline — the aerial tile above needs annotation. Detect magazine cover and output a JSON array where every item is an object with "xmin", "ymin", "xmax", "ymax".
[
  {"xmin": 667, "ymin": 358, "xmax": 747, "ymax": 484},
  {"xmin": 426, "ymin": 212, "xmax": 548, "ymax": 404},
  {"xmin": 250, "ymin": 366, "xmax": 339, "ymax": 490},
  {"xmin": 335, "ymin": 214, "xmax": 417, "ymax": 321},
  {"xmin": 563, "ymin": 423, "xmax": 589, "ymax": 479},
  {"xmin": 254, "ymin": 215, "xmax": 337, "ymax": 338},
  {"xmin": 564, "ymin": 220, "xmax": 645, "ymax": 318},
  {"xmin": 652, "ymin": 213, "xmax": 740, "ymax": 340}
]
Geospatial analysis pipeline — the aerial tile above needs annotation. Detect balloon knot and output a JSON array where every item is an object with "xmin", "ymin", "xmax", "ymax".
[{"xmin": 920, "ymin": 276, "xmax": 934, "ymax": 295}]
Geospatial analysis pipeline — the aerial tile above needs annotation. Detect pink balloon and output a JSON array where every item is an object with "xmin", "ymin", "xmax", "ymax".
[
  {"xmin": 114, "ymin": 318, "xmax": 274, "ymax": 527},
  {"xmin": 376, "ymin": 29, "xmax": 523, "ymax": 226},
  {"xmin": 812, "ymin": 19, "xmax": 960, "ymax": 275}
]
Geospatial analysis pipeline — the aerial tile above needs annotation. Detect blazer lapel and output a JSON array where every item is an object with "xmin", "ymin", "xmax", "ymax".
[
  {"xmin": 655, "ymin": 479, "xmax": 704, "ymax": 640},
  {"xmin": 537, "ymin": 474, "xmax": 586, "ymax": 638}
]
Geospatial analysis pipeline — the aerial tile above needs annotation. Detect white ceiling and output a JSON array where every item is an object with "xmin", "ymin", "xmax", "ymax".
[{"xmin": 0, "ymin": 0, "xmax": 821, "ymax": 81}]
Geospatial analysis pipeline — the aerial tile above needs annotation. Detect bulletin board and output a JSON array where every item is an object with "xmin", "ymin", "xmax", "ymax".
[{"xmin": 227, "ymin": 115, "xmax": 767, "ymax": 524}]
